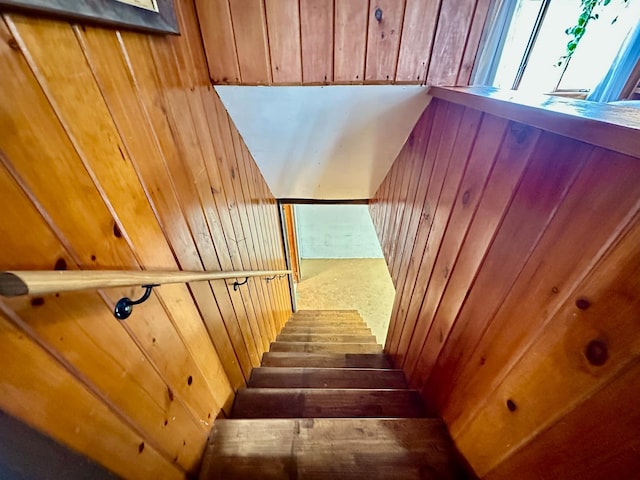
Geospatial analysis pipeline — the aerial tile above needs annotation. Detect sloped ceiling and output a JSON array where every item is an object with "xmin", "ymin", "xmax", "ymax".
[
  {"xmin": 216, "ymin": 85, "xmax": 431, "ymax": 199},
  {"xmin": 196, "ymin": 0, "xmax": 490, "ymax": 86}
]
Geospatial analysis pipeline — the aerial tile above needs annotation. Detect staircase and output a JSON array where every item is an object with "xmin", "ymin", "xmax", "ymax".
[{"xmin": 199, "ymin": 310, "xmax": 466, "ymax": 479}]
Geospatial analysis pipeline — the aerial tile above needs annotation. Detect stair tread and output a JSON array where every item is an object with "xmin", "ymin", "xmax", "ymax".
[
  {"xmin": 201, "ymin": 309, "xmax": 465, "ymax": 478},
  {"xmin": 232, "ymin": 388, "xmax": 428, "ymax": 418},
  {"xmin": 248, "ymin": 367, "xmax": 408, "ymax": 389},
  {"xmin": 270, "ymin": 342, "xmax": 383, "ymax": 354},
  {"xmin": 200, "ymin": 418, "xmax": 465, "ymax": 480},
  {"xmin": 262, "ymin": 352, "xmax": 393, "ymax": 368}
]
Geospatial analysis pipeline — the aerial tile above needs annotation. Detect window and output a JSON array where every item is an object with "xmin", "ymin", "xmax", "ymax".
[{"xmin": 476, "ymin": 0, "xmax": 640, "ymax": 97}]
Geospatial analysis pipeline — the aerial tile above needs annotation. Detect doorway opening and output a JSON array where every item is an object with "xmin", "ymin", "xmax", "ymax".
[{"xmin": 281, "ymin": 202, "xmax": 395, "ymax": 344}]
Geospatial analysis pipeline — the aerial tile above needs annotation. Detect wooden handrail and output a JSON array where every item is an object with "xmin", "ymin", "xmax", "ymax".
[{"xmin": 0, "ymin": 269, "xmax": 292, "ymax": 297}]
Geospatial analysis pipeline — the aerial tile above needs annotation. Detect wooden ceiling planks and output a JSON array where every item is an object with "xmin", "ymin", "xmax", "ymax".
[
  {"xmin": 194, "ymin": 0, "xmax": 239, "ymax": 83},
  {"xmin": 300, "ymin": 0, "xmax": 334, "ymax": 84},
  {"xmin": 334, "ymin": 0, "xmax": 368, "ymax": 83},
  {"xmin": 456, "ymin": 0, "xmax": 491, "ymax": 85},
  {"xmin": 228, "ymin": 0, "xmax": 272, "ymax": 84},
  {"xmin": 196, "ymin": 0, "xmax": 489, "ymax": 86},
  {"xmin": 365, "ymin": 0, "xmax": 406, "ymax": 82},
  {"xmin": 396, "ymin": 0, "xmax": 441, "ymax": 83},
  {"xmin": 427, "ymin": 0, "xmax": 478, "ymax": 85},
  {"xmin": 265, "ymin": 0, "xmax": 302, "ymax": 83}
]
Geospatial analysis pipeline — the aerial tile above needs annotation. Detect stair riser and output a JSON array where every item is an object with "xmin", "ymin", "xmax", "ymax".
[
  {"xmin": 280, "ymin": 327, "xmax": 373, "ymax": 335},
  {"xmin": 269, "ymin": 342, "xmax": 383, "ymax": 354},
  {"xmin": 248, "ymin": 368, "xmax": 408, "ymax": 389},
  {"xmin": 232, "ymin": 389, "xmax": 427, "ymax": 418},
  {"xmin": 276, "ymin": 334, "xmax": 377, "ymax": 343},
  {"xmin": 285, "ymin": 323, "xmax": 367, "ymax": 330},
  {"xmin": 261, "ymin": 353, "xmax": 393, "ymax": 369}
]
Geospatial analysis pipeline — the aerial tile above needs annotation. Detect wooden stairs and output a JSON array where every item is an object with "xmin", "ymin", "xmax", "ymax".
[{"xmin": 199, "ymin": 310, "xmax": 467, "ymax": 479}]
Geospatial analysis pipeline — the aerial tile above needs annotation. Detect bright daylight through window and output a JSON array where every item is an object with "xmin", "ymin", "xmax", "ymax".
[{"xmin": 476, "ymin": 0, "xmax": 640, "ymax": 98}]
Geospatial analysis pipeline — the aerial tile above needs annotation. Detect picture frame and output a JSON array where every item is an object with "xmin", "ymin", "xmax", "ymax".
[{"xmin": 0, "ymin": 0, "xmax": 179, "ymax": 35}]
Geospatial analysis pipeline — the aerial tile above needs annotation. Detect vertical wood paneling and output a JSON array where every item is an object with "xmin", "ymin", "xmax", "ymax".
[
  {"xmin": 228, "ymin": 0, "xmax": 272, "ymax": 84},
  {"xmin": 444, "ymin": 147, "xmax": 640, "ymax": 437},
  {"xmin": 0, "ymin": 3, "xmax": 292, "ymax": 476},
  {"xmin": 74, "ymin": 27, "xmax": 239, "ymax": 407},
  {"xmin": 194, "ymin": 0, "xmax": 240, "ymax": 83},
  {"xmin": 114, "ymin": 30, "xmax": 252, "ymax": 388},
  {"xmin": 0, "ymin": 100, "xmax": 207, "ymax": 474},
  {"xmin": 423, "ymin": 135, "xmax": 590, "ymax": 414},
  {"xmin": 0, "ymin": 309, "xmax": 184, "ymax": 480},
  {"xmin": 371, "ymin": 92, "xmax": 640, "ymax": 478},
  {"xmin": 300, "ymin": 0, "xmax": 334, "ymax": 83},
  {"xmin": 426, "ymin": 0, "xmax": 477, "ymax": 85},
  {"xmin": 394, "ymin": 105, "xmax": 482, "ymax": 367},
  {"xmin": 265, "ymin": 0, "xmax": 302, "ymax": 83},
  {"xmin": 8, "ymin": 16, "xmax": 227, "ymax": 432},
  {"xmin": 384, "ymin": 105, "xmax": 438, "ymax": 352},
  {"xmin": 410, "ymin": 123, "xmax": 541, "ymax": 389},
  {"xmin": 196, "ymin": 0, "xmax": 485, "ymax": 85},
  {"xmin": 403, "ymin": 113, "xmax": 508, "ymax": 378},
  {"xmin": 457, "ymin": 209, "xmax": 640, "ymax": 476},
  {"xmin": 395, "ymin": 0, "xmax": 440, "ymax": 82},
  {"xmin": 334, "ymin": 0, "xmax": 369, "ymax": 82},
  {"xmin": 485, "ymin": 359, "xmax": 640, "ymax": 480},
  {"xmin": 456, "ymin": 0, "xmax": 490, "ymax": 85},
  {"xmin": 365, "ymin": 0, "xmax": 406, "ymax": 81},
  {"xmin": 389, "ymin": 107, "xmax": 434, "ymax": 282}
]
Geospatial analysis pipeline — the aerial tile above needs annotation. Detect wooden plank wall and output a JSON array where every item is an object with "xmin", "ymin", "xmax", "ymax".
[
  {"xmin": 370, "ymin": 94, "xmax": 640, "ymax": 478},
  {"xmin": 195, "ymin": 0, "xmax": 491, "ymax": 85},
  {"xmin": 0, "ymin": 2, "xmax": 292, "ymax": 478}
]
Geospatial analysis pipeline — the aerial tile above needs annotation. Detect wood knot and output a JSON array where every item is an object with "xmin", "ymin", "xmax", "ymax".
[
  {"xmin": 54, "ymin": 258, "xmax": 67, "ymax": 271},
  {"xmin": 506, "ymin": 399, "xmax": 517, "ymax": 412},
  {"xmin": 7, "ymin": 37, "xmax": 20, "ymax": 51},
  {"xmin": 575, "ymin": 298, "xmax": 590, "ymax": 310},
  {"xmin": 585, "ymin": 339, "xmax": 608, "ymax": 366},
  {"xmin": 510, "ymin": 123, "xmax": 529, "ymax": 144},
  {"xmin": 30, "ymin": 297, "xmax": 45, "ymax": 307},
  {"xmin": 375, "ymin": 7, "xmax": 383, "ymax": 22},
  {"xmin": 462, "ymin": 190, "xmax": 471, "ymax": 205}
]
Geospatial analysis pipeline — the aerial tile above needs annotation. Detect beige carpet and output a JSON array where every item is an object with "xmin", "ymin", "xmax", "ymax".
[{"xmin": 295, "ymin": 259, "xmax": 395, "ymax": 344}]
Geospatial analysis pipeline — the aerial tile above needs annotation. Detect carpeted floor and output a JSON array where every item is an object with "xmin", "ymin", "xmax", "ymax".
[{"xmin": 295, "ymin": 259, "xmax": 395, "ymax": 344}]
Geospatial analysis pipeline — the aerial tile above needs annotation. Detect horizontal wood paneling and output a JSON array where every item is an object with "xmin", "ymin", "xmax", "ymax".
[
  {"xmin": 371, "ymin": 91, "xmax": 640, "ymax": 478},
  {"xmin": 0, "ymin": 2, "xmax": 291, "ymax": 477},
  {"xmin": 196, "ymin": 0, "xmax": 489, "ymax": 85}
]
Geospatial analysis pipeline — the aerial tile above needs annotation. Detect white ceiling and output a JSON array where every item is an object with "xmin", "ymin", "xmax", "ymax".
[{"xmin": 215, "ymin": 85, "xmax": 431, "ymax": 199}]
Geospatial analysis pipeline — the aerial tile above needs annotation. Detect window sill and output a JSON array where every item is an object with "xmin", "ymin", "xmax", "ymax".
[{"xmin": 429, "ymin": 86, "xmax": 640, "ymax": 159}]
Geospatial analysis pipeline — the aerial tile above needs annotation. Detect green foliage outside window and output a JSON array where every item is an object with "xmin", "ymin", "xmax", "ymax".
[{"xmin": 559, "ymin": 0, "xmax": 629, "ymax": 66}]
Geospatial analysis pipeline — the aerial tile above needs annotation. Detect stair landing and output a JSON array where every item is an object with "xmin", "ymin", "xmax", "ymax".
[{"xmin": 199, "ymin": 310, "xmax": 466, "ymax": 479}]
